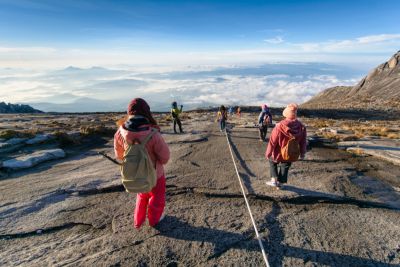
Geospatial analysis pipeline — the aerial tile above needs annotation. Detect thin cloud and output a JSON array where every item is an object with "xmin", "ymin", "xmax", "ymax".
[
  {"xmin": 264, "ymin": 36, "xmax": 284, "ymax": 44},
  {"xmin": 258, "ymin": 29, "xmax": 284, "ymax": 33},
  {"xmin": 356, "ymin": 34, "xmax": 400, "ymax": 44},
  {"xmin": 0, "ymin": 46, "xmax": 57, "ymax": 53},
  {"xmin": 296, "ymin": 33, "xmax": 400, "ymax": 52}
]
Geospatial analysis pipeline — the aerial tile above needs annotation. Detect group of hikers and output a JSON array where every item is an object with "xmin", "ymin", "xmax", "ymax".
[
  {"xmin": 114, "ymin": 98, "xmax": 307, "ymax": 228},
  {"xmin": 173, "ymin": 102, "xmax": 243, "ymax": 134},
  {"xmin": 216, "ymin": 105, "xmax": 242, "ymax": 132}
]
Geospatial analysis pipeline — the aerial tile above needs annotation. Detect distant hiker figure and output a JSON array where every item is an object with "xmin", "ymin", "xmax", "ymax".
[
  {"xmin": 236, "ymin": 106, "xmax": 241, "ymax": 118},
  {"xmin": 265, "ymin": 103, "xmax": 306, "ymax": 189},
  {"xmin": 217, "ymin": 105, "xmax": 228, "ymax": 132},
  {"xmin": 228, "ymin": 106, "xmax": 234, "ymax": 116},
  {"xmin": 171, "ymin": 101, "xmax": 183, "ymax": 134},
  {"xmin": 114, "ymin": 98, "xmax": 170, "ymax": 228},
  {"xmin": 258, "ymin": 104, "xmax": 272, "ymax": 142}
]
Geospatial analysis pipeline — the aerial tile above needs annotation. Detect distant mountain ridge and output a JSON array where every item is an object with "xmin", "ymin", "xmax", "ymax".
[
  {"xmin": 0, "ymin": 102, "xmax": 43, "ymax": 113},
  {"xmin": 302, "ymin": 51, "xmax": 400, "ymax": 110}
]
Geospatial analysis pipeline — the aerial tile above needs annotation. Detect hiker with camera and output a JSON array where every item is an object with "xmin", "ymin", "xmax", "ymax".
[
  {"xmin": 265, "ymin": 103, "xmax": 306, "ymax": 189},
  {"xmin": 114, "ymin": 98, "xmax": 170, "ymax": 228},
  {"xmin": 171, "ymin": 101, "xmax": 184, "ymax": 134}
]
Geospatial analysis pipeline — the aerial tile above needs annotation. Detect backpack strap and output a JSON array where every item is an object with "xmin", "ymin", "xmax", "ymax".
[
  {"xmin": 122, "ymin": 137, "xmax": 140, "ymax": 150},
  {"xmin": 140, "ymin": 128, "xmax": 158, "ymax": 147},
  {"xmin": 285, "ymin": 129, "xmax": 295, "ymax": 141},
  {"xmin": 121, "ymin": 135, "xmax": 129, "ymax": 147}
]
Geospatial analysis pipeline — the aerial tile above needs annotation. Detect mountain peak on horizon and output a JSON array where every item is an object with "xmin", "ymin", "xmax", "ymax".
[
  {"xmin": 0, "ymin": 102, "xmax": 43, "ymax": 114},
  {"xmin": 89, "ymin": 66, "xmax": 107, "ymax": 70},
  {"xmin": 64, "ymin": 66, "xmax": 82, "ymax": 71},
  {"xmin": 302, "ymin": 50, "xmax": 400, "ymax": 110}
]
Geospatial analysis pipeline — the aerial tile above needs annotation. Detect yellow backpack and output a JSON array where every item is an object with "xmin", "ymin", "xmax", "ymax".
[{"xmin": 121, "ymin": 128, "xmax": 157, "ymax": 193}]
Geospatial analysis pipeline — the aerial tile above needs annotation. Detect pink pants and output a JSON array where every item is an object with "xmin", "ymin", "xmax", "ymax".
[{"xmin": 134, "ymin": 175, "xmax": 166, "ymax": 228}]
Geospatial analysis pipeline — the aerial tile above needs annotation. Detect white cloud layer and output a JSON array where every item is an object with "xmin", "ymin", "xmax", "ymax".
[{"xmin": 0, "ymin": 63, "xmax": 362, "ymax": 111}]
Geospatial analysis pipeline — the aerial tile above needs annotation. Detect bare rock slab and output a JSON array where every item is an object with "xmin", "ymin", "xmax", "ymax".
[
  {"xmin": 167, "ymin": 133, "xmax": 208, "ymax": 144},
  {"xmin": 339, "ymin": 140, "xmax": 400, "ymax": 166},
  {"xmin": 2, "ymin": 149, "xmax": 66, "ymax": 170},
  {"xmin": 25, "ymin": 134, "xmax": 54, "ymax": 145},
  {"xmin": 0, "ymin": 138, "xmax": 27, "ymax": 153}
]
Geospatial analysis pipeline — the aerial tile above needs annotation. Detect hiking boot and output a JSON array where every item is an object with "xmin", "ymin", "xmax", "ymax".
[{"xmin": 276, "ymin": 181, "xmax": 283, "ymax": 190}]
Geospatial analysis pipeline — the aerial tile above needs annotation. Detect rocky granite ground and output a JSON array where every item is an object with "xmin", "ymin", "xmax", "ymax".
[{"xmin": 0, "ymin": 112, "xmax": 399, "ymax": 266}]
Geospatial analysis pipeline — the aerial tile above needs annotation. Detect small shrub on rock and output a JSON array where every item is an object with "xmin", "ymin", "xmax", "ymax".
[
  {"xmin": 0, "ymin": 129, "xmax": 37, "ymax": 140},
  {"xmin": 0, "ymin": 130, "xmax": 19, "ymax": 139},
  {"xmin": 53, "ymin": 131, "xmax": 78, "ymax": 147},
  {"xmin": 321, "ymin": 132, "xmax": 341, "ymax": 142},
  {"xmin": 387, "ymin": 133, "xmax": 400, "ymax": 139},
  {"xmin": 342, "ymin": 135, "xmax": 359, "ymax": 141},
  {"xmin": 80, "ymin": 125, "xmax": 115, "ymax": 137}
]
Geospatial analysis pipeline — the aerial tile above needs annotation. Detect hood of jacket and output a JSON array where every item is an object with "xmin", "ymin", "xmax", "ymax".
[
  {"xmin": 277, "ymin": 119, "xmax": 304, "ymax": 138},
  {"xmin": 123, "ymin": 115, "xmax": 150, "ymax": 131},
  {"xmin": 119, "ymin": 115, "xmax": 160, "ymax": 142}
]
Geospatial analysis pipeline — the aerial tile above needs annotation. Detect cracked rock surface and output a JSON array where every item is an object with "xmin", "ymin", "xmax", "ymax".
[{"xmin": 1, "ymin": 112, "xmax": 399, "ymax": 266}]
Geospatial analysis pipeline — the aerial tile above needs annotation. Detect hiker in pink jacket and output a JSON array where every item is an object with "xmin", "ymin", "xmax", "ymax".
[
  {"xmin": 114, "ymin": 98, "xmax": 170, "ymax": 228},
  {"xmin": 265, "ymin": 103, "xmax": 307, "ymax": 188}
]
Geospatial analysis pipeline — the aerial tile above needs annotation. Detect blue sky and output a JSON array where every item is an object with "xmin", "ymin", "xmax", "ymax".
[
  {"xmin": 0, "ymin": 0, "xmax": 399, "ymax": 68},
  {"xmin": 0, "ymin": 0, "xmax": 399, "ymax": 110}
]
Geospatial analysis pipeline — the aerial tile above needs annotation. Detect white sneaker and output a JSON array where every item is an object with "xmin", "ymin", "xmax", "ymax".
[
  {"xmin": 158, "ymin": 213, "xmax": 165, "ymax": 223},
  {"xmin": 266, "ymin": 180, "xmax": 278, "ymax": 187}
]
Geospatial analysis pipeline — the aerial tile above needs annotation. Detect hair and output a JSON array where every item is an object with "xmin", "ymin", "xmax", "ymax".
[
  {"xmin": 116, "ymin": 115, "xmax": 129, "ymax": 127},
  {"xmin": 219, "ymin": 105, "xmax": 226, "ymax": 111}
]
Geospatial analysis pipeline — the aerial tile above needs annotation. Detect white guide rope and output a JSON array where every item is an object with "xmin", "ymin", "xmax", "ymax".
[{"xmin": 224, "ymin": 130, "xmax": 271, "ymax": 267}]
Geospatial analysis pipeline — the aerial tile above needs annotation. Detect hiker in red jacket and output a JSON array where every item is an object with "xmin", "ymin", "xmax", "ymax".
[
  {"xmin": 265, "ymin": 103, "xmax": 307, "ymax": 188},
  {"xmin": 114, "ymin": 98, "xmax": 170, "ymax": 228}
]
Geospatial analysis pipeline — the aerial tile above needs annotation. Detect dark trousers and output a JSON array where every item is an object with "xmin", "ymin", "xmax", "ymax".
[
  {"xmin": 173, "ymin": 118, "xmax": 183, "ymax": 133},
  {"xmin": 259, "ymin": 125, "xmax": 268, "ymax": 141},
  {"xmin": 269, "ymin": 160, "xmax": 292, "ymax": 183},
  {"xmin": 219, "ymin": 119, "xmax": 226, "ymax": 131}
]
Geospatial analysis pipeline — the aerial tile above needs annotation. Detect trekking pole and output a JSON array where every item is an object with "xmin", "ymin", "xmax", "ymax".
[{"xmin": 98, "ymin": 151, "xmax": 122, "ymax": 166}]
